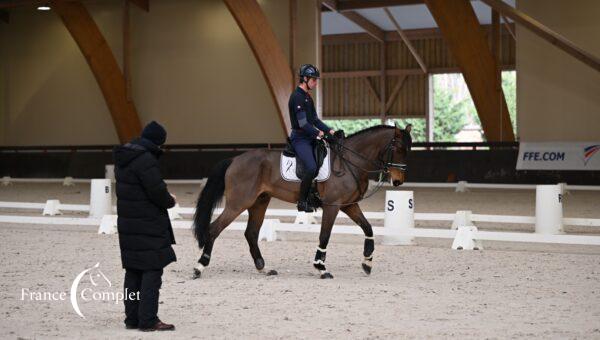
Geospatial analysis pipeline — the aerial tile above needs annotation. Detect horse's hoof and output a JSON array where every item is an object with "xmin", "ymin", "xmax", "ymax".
[
  {"xmin": 362, "ymin": 263, "xmax": 372, "ymax": 275},
  {"xmin": 266, "ymin": 269, "xmax": 278, "ymax": 276},
  {"xmin": 193, "ymin": 268, "xmax": 202, "ymax": 279},
  {"xmin": 255, "ymin": 258, "xmax": 265, "ymax": 270},
  {"xmin": 320, "ymin": 272, "xmax": 334, "ymax": 279}
]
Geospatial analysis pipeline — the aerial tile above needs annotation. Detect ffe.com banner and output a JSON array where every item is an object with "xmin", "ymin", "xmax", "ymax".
[{"xmin": 517, "ymin": 142, "xmax": 600, "ymax": 170}]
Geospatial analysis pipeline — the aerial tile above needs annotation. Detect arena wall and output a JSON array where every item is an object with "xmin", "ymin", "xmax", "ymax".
[
  {"xmin": 0, "ymin": 0, "xmax": 319, "ymax": 146},
  {"xmin": 516, "ymin": 0, "xmax": 600, "ymax": 142}
]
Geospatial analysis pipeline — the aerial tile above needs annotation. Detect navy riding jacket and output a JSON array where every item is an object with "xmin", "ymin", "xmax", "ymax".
[{"xmin": 288, "ymin": 86, "xmax": 331, "ymax": 140}]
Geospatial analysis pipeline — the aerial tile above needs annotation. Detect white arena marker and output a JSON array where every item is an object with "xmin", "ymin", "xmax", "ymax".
[
  {"xmin": 89, "ymin": 179, "xmax": 112, "ymax": 218},
  {"xmin": 455, "ymin": 181, "xmax": 469, "ymax": 193},
  {"xmin": 294, "ymin": 212, "xmax": 318, "ymax": 225},
  {"xmin": 98, "ymin": 215, "xmax": 118, "ymax": 234},
  {"xmin": 558, "ymin": 182, "xmax": 569, "ymax": 196},
  {"xmin": 42, "ymin": 200, "xmax": 62, "ymax": 216},
  {"xmin": 168, "ymin": 203, "xmax": 182, "ymax": 220},
  {"xmin": 62, "ymin": 176, "xmax": 75, "ymax": 186},
  {"xmin": 451, "ymin": 210, "xmax": 473, "ymax": 230},
  {"xmin": 535, "ymin": 184, "xmax": 564, "ymax": 235},
  {"xmin": 382, "ymin": 190, "xmax": 415, "ymax": 245},
  {"xmin": 259, "ymin": 219, "xmax": 279, "ymax": 242},
  {"xmin": 452, "ymin": 226, "xmax": 483, "ymax": 250},
  {"xmin": 1, "ymin": 176, "xmax": 11, "ymax": 186},
  {"xmin": 105, "ymin": 165, "xmax": 115, "ymax": 181}
]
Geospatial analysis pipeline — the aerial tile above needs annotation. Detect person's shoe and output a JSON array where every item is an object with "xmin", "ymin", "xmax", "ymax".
[
  {"xmin": 139, "ymin": 321, "xmax": 175, "ymax": 332},
  {"xmin": 125, "ymin": 324, "xmax": 138, "ymax": 330},
  {"xmin": 297, "ymin": 200, "xmax": 314, "ymax": 213}
]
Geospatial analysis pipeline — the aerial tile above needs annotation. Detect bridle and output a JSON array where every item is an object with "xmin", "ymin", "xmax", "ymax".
[
  {"xmin": 320, "ymin": 132, "xmax": 408, "ymax": 207},
  {"xmin": 330, "ymin": 134, "xmax": 408, "ymax": 176}
]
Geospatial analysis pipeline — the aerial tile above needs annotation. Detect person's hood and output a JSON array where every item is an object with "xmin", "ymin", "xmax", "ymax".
[{"xmin": 113, "ymin": 137, "xmax": 163, "ymax": 167}]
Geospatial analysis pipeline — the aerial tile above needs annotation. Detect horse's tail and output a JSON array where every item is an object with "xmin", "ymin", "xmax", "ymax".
[{"xmin": 193, "ymin": 158, "xmax": 233, "ymax": 249}]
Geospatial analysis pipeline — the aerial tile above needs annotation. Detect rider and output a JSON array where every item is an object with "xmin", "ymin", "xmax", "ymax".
[{"xmin": 288, "ymin": 64, "xmax": 336, "ymax": 213}]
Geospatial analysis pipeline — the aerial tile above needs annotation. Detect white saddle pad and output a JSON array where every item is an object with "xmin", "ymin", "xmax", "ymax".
[{"xmin": 280, "ymin": 147, "xmax": 331, "ymax": 182}]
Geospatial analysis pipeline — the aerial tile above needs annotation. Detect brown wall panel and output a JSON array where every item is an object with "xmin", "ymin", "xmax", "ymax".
[{"xmin": 322, "ymin": 29, "xmax": 515, "ymax": 119}]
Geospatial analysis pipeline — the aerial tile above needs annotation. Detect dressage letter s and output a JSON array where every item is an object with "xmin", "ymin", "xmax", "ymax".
[
  {"xmin": 387, "ymin": 200, "xmax": 394, "ymax": 211},
  {"xmin": 408, "ymin": 198, "xmax": 413, "ymax": 209}
]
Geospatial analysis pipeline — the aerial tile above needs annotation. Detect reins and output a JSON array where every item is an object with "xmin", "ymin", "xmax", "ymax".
[{"xmin": 319, "ymin": 134, "xmax": 407, "ymax": 207}]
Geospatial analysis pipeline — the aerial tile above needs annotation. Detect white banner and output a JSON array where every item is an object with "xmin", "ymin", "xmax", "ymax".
[{"xmin": 517, "ymin": 142, "xmax": 600, "ymax": 170}]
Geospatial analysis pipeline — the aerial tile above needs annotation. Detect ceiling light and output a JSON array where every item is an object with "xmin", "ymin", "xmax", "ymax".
[{"xmin": 37, "ymin": 5, "xmax": 51, "ymax": 11}]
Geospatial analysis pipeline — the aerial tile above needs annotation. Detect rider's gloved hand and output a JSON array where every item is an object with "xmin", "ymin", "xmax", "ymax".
[{"xmin": 324, "ymin": 133, "xmax": 338, "ymax": 144}]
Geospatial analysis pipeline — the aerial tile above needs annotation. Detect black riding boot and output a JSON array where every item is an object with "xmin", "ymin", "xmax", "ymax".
[{"xmin": 297, "ymin": 171, "xmax": 315, "ymax": 212}]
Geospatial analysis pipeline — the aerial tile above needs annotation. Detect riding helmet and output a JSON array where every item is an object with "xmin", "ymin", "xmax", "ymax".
[{"xmin": 299, "ymin": 64, "xmax": 320, "ymax": 80}]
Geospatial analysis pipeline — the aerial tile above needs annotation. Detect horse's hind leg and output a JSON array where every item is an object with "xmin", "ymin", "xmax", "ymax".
[
  {"xmin": 194, "ymin": 205, "xmax": 244, "ymax": 278},
  {"xmin": 244, "ymin": 193, "xmax": 273, "ymax": 273},
  {"xmin": 341, "ymin": 203, "xmax": 374, "ymax": 275}
]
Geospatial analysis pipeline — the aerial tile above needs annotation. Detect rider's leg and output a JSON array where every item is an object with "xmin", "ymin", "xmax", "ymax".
[{"xmin": 293, "ymin": 139, "xmax": 318, "ymax": 212}]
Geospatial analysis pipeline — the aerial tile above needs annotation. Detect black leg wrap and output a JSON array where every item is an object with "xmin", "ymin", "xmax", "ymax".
[
  {"xmin": 313, "ymin": 248, "xmax": 327, "ymax": 271},
  {"xmin": 198, "ymin": 253, "xmax": 211, "ymax": 266},
  {"xmin": 363, "ymin": 238, "xmax": 374, "ymax": 257}
]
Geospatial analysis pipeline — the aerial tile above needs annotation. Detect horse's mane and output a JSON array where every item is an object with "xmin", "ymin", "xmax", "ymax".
[{"xmin": 346, "ymin": 125, "xmax": 395, "ymax": 139}]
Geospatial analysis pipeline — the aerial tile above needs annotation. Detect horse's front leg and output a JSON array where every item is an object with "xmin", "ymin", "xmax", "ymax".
[
  {"xmin": 341, "ymin": 203, "xmax": 374, "ymax": 275},
  {"xmin": 314, "ymin": 205, "xmax": 339, "ymax": 279}
]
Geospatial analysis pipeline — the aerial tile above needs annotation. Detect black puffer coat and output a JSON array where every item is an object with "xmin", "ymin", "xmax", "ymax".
[{"xmin": 113, "ymin": 137, "xmax": 176, "ymax": 270}]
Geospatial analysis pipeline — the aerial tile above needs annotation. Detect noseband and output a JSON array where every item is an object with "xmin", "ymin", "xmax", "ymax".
[{"xmin": 381, "ymin": 137, "xmax": 408, "ymax": 173}]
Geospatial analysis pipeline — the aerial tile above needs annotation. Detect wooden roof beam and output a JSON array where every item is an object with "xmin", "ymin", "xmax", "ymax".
[
  {"xmin": 424, "ymin": 0, "xmax": 514, "ymax": 142},
  {"xmin": 384, "ymin": 7, "xmax": 427, "ymax": 73},
  {"xmin": 222, "ymin": 0, "xmax": 293, "ymax": 136},
  {"xmin": 322, "ymin": 0, "xmax": 385, "ymax": 43},
  {"xmin": 340, "ymin": 10, "xmax": 385, "ymax": 42},
  {"xmin": 53, "ymin": 0, "xmax": 142, "ymax": 143},
  {"xmin": 479, "ymin": 0, "xmax": 600, "ymax": 72},
  {"xmin": 337, "ymin": 0, "xmax": 423, "ymax": 11},
  {"xmin": 0, "ymin": 0, "xmax": 149, "ymax": 11}
]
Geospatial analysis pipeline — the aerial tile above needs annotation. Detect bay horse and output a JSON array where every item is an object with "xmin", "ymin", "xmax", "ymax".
[{"xmin": 192, "ymin": 125, "xmax": 410, "ymax": 279}]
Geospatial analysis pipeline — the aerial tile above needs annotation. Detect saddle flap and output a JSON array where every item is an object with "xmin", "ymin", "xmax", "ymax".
[{"xmin": 280, "ymin": 141, "xmax": 331, "ymax": 183}]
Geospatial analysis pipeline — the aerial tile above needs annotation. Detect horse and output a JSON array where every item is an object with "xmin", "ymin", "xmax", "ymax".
[{"xmin": 192, "ymin": 125, "xmax": 411, "ymax": 279}]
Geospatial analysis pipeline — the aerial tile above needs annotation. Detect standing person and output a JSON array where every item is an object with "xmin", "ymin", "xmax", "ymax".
[
  {"xmin": 113, "ymin": 121, "xmax": 177, "ymax": 332},
  {"xmin": 288, "ymin": 64, "xmax": 336, "ymax": 212}
]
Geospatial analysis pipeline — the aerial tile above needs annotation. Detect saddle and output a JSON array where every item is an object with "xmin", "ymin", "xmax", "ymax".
[{"xmin": 283, "ymin": 138, "xmax": 328, "ymax": 179}]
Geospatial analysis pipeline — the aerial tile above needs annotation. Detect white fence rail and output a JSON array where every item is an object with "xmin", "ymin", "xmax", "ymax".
[
  {"xmin": 1, "ymin": 179, "xmax": 600, "ymax": 247},
  {"xmin": 2, "ymin": 175, "xmax": 600, "ymax": 191}
]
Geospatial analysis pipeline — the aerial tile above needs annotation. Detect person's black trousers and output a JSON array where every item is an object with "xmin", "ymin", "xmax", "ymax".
[{"xmin": 123, "ymin": 268, "xmax": 163, "ymax": 328}]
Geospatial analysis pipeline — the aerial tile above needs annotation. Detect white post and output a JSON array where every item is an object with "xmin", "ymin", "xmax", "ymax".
[
  {"xmin": 62, "ymin": 176, "xmax": 75, "ymax": 186},
  {"xmin": 89, "ymin": 179, "xmax": 112, "ymax": 218},
  {"xmin": 455, "ymin": 181, "xmax": 469, "ymax": 193},
  {"xmin": 258, "ymin": 219, "xmax": 279, "ymax": 242},
  {"xmin": 382, "ymin": 190, "xmax": 415, "ymax": 245},
  {"xmin": 451, "ymin": 210, "xmax": 473, "ymax": 230},
  {"xmin": 42, "ymin": 199, "xmax": 62, "ymax": 216},
  {"xmin": 98, "ymin": 215, "xmax": 118, "ymax": 234},
  {"xmin": 1, "ymin": 176, "xmax": 11, "ymax": 186},
  {"xmin": 535, "ymin": 184, "xmax": 564, "ymax": 235},
  {"xmin": 168, "ymin": 203, "xmax": 182, "ymax": 220},
  {"xmin": 105, "ymin": 165, "xmax": 115, "ymax": 181}
]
